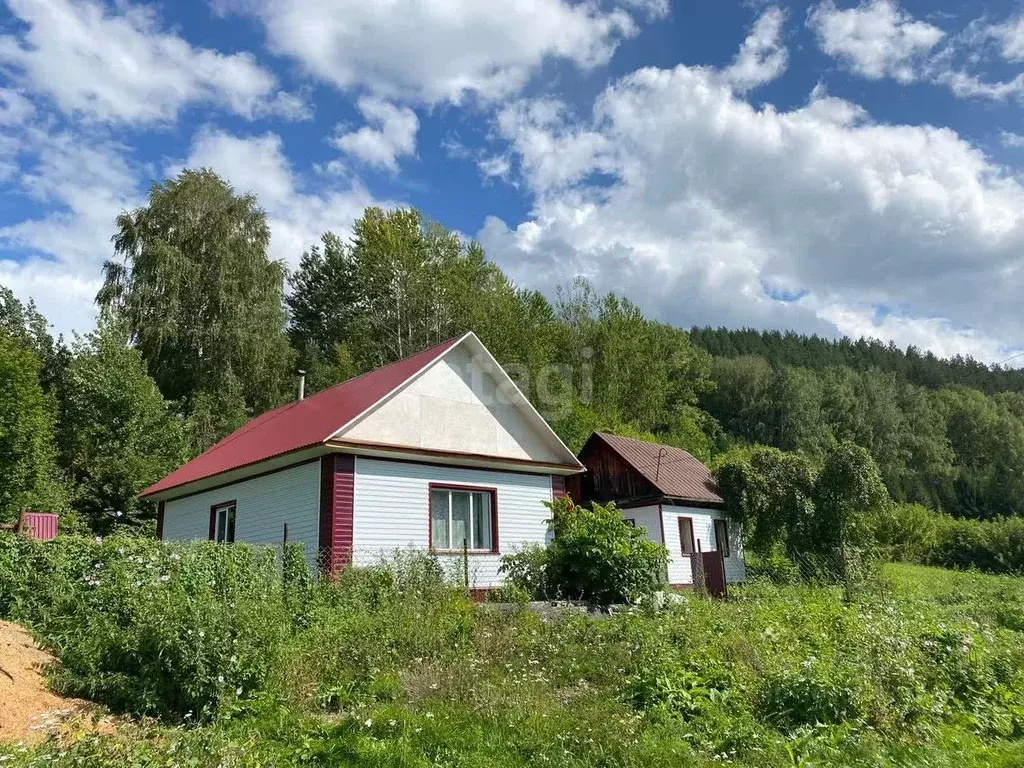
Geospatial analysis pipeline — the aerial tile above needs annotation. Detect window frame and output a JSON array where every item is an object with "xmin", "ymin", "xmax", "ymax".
[
  {"xmin": 678, "ymin": 516, "xmax": 695, "ymax": 556},
  {"xmin": 209, "ymin": 501, "xmax": 236, "ymax": 544},
  {"xmin": 428, "ymin": 483, "xmax": 499, "ymax": 555},
  {"xmin": 714, "ymin": 518, "xmax": 730, "ymax": 558}
]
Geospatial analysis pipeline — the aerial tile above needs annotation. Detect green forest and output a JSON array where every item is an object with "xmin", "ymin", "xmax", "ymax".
[{"xmin": 3, "ymin": 168, "xmax": 1023, "ymax": 534}]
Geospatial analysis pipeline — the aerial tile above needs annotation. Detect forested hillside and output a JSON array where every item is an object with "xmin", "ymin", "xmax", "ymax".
[
  {"xmin": 1, "ymin": 169, "xmax": 1021, "ymax": 533},
  {"xmin": 690, "ymin": 326, "xmax": 1024, "ymax": 394}
]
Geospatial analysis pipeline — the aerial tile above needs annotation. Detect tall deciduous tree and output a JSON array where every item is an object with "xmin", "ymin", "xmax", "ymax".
[
  {"xmin": 98, "ymin": 169, "xmax": 294, "ymax": 450},
  {"xmin": 0, "ymin": 333, "xmax": 64, "ymax": 523},
  {"xmin": 347, "ymin": 207, "xmax": 495, "ymax": 366},
  {"xmin": 287, "ymin": 207, "xmax": 547, "ymax": 393},
  {"xmin": 61, "ymin": 317, "xmax": 188, "ymax": 533}
]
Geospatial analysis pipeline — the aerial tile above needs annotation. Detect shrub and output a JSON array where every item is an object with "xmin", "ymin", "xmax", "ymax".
[
  {"xmin": 0, "ymin": 534, "xmax": 292, "ymax": 720},
  {"xmin": 930, "ymin": 515, "xmax": 1024, "ymax": 575},
  {"xmin": 497, "ymin": 544, "xmax": 551, "ymax": 599},
  {"xmin": 625, "ymin": 655, "xmax": 737, "ymax": 722},
  {"xmin": 501, "ymin": 498, "xmax": 668, "ymax": 604},
  {"xmin": 745, "ymin": 551, "xmax": 801, "ymax": 585},
  {"xmin": 868, "ymin": 502, "xmax": 940, "ymax": 563}
]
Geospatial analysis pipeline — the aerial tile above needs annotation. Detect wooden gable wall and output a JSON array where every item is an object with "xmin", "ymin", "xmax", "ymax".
[{"xmin": 576, "ymin": 438, "xmax": 659, "ymax": 506}]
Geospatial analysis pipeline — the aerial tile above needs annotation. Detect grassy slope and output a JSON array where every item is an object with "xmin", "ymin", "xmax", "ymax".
[
  {"xmin": 886, "ymin": 563, "xmax": 1024, "ymax": 625},
  {"xmin": 5, "ymin": 546, "xmax": 1024, "ymax": 767}
]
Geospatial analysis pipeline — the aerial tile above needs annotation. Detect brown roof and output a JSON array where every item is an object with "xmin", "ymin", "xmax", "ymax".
[{"xmin": 592, "ymin": 432, "xmax": 724, "ymax": 507}]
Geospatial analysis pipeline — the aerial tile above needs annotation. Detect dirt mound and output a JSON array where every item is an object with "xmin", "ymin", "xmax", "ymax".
[{"xmin": 0, "ymin": 621, "xmax": 111, "ymax": 744}]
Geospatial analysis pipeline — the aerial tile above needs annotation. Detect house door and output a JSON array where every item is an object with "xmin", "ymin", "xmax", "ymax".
[{"xmin": 699, "ymin": 551, "xmax": 727, "ymax": 598}]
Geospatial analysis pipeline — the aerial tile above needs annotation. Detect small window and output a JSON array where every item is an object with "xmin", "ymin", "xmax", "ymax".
[
  {"xmin": 431, "ymin": 487, "xmax": 495, "ymax": 552},
  {"xmin": 678, "ymin": 517, "xmax": 695, "ymax": 555},
  {"xmin": 714, "ymin": 519, "xmax": 730, "ymax": 558},
  {"xmin": 623, "ymin": 518, "xmax": 636, "ymax": 528},
  {"xmin": 212, "ymin": 502, "xmax": 236, "ymax": 543}
]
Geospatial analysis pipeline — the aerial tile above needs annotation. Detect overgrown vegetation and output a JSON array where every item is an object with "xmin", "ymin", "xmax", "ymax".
[
  {"xmin": 500, "ymin": 498, "xmax": 668, "ymax": 604},
  {"xmin": 871, "ymin": 502, "xmax": 1024, "ymax": 576},
  {"xmin": 715, "ymin": 441, "xmax": 889, "ymax": 586},
  {"xmin": 4, "ymin": 538, "xmax": 1024, "ymax": 765}
]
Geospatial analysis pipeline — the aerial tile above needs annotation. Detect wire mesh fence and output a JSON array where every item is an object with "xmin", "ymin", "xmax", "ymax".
[{"xmin": 744, "ymin": 547, "xmax": 883, "ymax": 601}]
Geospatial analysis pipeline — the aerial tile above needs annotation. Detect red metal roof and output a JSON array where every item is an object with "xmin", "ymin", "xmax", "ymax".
[
  {"xmin": 591, "ymin": 432, "xmax": 724, "ymax": 506},
  {"xmin": 141, "ymin": 336, "xmax": 464, "ymax": 498}
]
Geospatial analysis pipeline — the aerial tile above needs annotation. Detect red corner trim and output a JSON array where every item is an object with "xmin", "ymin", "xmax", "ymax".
[
  {"xmin": 319, "ymin": 454, "xmax": 355, "ymax": 573},
  {"xmin": 551, "ymin": 474, "xmax": 566, "ymax": 501}
]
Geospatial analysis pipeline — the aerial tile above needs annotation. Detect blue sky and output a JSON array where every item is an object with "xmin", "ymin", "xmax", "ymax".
[{"xmin": 2, "ymin": 0, "xmax": 1024, "ymax": 363}]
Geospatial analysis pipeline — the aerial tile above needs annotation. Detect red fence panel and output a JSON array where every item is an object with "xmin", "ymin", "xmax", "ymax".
[{"xmin": 19, "ymin": 512, "xmax": 58, "ymax": 541}]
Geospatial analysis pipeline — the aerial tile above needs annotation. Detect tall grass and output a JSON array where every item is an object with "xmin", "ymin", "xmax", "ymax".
[{"xmin": 4, "ymin": 536, "xmax": 1024, "ymax": 766}]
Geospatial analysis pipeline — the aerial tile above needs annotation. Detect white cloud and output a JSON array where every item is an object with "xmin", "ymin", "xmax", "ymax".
[
  {"xmin": 941, "ymin": 71, "xmax": 1024, "ymax": 102},
  {"xmin": 0, "ymin": 0, "xmax": 308, "ymax": 124},
  {"xmin": 0, "ymin": 130, "xmax": 143, "ymax": 336},
  {"xmin": 809, "ymin": 0, "xmax": 944, "ymax": 83},
  {"xmin": 0, "ymin": 88, "xmax": 35, "ymax": 125},
  {"xmin": 496, "ymin": 99, "xmax": 612, "ymax": 192},
  {"xmin": 809, "ymin": 3, "xmax": 1024, "ymax": 104},
  {"xmin": 0, "ymin": 124, "xmax": 385, "ymax": 339},
  {"xmin": 621, "ymin": 0, "xmax": 670, "ymax": 22},
  {"xmin": 478, "ymin": 154, "xmax": 512, "ymax": 180},
  {"xmin": 217, "ymin": 0, "xmax": 638, "ymax": 104},
  {"xmin": 722, "ymin": 7, "xmax": 788, "ymax": 92},
  {"xmin": 175, "ymin": 128, "xmax": 385, "ymax": 267},
  {"xmin": 480, "ymin": 55, "xmax": 1024, "ymax": 363},
  {"xmin": 1001, "ymin": 131, "xmax": 1024, "ymax": 149},
  {"xmin": 332, "ymin": 98, "xmax": 418, "ymax": 172},
  {"xmin": 807, "ymin": 301, "xmax": 1015, "ymax": 362},
  {"xmin": 985, "ymin": 14, "xmax": 1024, "ymax": 62}
]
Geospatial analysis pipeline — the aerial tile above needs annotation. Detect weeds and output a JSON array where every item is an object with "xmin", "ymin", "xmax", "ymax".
[{"xmin": 4, "ymin": 536, "xmax": 1024, "ymax": 766}]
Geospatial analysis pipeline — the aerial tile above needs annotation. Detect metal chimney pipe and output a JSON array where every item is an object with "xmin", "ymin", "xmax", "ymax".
[{"xmin": 297, "ymin": 370, "xmax": 306, "ymax": 401}]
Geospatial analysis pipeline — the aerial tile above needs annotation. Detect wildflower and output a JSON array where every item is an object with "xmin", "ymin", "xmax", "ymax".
[
  {"xmin": 236, "ymin": 686, "xmax": 243, "ymax": 696},
  {"xmin": 160, "ymin": 575, "xmax": 170, "ymax": 582},
  {"xmin": 364, "ymin": 719, "xmax": 373, "ymax": 728}
]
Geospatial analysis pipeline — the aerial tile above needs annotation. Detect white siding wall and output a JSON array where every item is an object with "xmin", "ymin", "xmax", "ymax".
[
  {"xmin": 161, "ymin": 461, "xmax": 321, "ymax": 567},
  {"xmin": 352, "ymin": 457, "xmax": 553, "ymax": 589},
  {"xmin": 620, "ymin": 505, "xmax": 663, "ymax": 544},
  {"xmin": 659, "ymin": 505, "xmax": 746, "ymax": 585}
]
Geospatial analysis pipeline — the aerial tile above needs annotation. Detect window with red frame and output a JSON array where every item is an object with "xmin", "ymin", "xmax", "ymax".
[
  {"xmin": 430, "ymin": 487, "xmax": 496, "ymax": 552},
  {"xmin": 678, "ymin": 517, "xmax": 695, "ymax": 555}
]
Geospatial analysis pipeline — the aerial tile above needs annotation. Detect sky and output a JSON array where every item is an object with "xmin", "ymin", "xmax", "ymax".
[{"xmin": 2, "ymin": 0, "xmax": 1024, "ymax": 363}]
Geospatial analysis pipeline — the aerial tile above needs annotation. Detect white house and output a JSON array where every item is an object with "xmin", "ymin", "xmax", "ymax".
[
  {"xmin": 142, "ymin": 332, "xmax": 584, "ymax": 590},
  {"xmin": 572, "ymin": 432, "xmax": 745, "ymax": 591}
]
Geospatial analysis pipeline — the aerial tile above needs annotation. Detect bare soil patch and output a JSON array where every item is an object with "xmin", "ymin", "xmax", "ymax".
[{"xmin": 0, "ymin": 620, "xmax": 112, "ymax": 744}]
